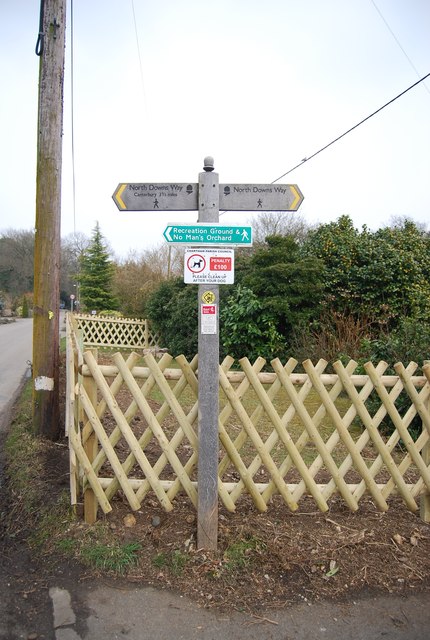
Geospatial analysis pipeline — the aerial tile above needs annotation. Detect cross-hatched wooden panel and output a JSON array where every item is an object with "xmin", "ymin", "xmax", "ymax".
[
  {"xmin": 74, "ymin": 351, "xmax": 203, "ymax": 515},
  {"xmin": 65, "ymin": 325, "xmax": 430, "ymax": 522},
  {"xmin": 75, "ymin": 314, "xmax": 160, "ymax": 350}
]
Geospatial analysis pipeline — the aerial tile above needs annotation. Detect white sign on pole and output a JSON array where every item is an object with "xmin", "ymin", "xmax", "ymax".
[
  {"xmin": 184, "ymin": 248, "xmax": 234, "ymax": 284},
  {"xmin": 201, "ymin": 304, "xmax": 217, "ymax": 334}
]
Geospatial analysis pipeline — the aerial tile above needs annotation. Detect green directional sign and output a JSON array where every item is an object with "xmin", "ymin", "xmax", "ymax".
[{"xmin": 163, "ymin": 223, "xmax": 253, "ymax": 246}]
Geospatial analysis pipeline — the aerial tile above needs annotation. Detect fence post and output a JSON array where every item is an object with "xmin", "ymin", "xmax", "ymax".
[
  {"xmin": 77, "ymin": 326, "xmax": 85, "ymax": 424},
  {"xmin": 144, "ymin": 319, "xmax": 149, "ymax": 349},
  {"xmin": 84, "ymin": 348, "xmax": 99, "ymax": 524},
  {"xmin": 65, "ymin": 314, "xmax": 78, "ymax": 509},
  {"xmin": 421, "ymin": 360, "xmax": 430, "ymax": 522}
]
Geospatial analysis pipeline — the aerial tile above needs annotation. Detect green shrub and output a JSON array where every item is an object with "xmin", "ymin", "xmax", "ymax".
[
  {"xmin": 359, "ymin": 318, "xmax": 430, "ymax": 440},
  {"xmin": 220, "ymin": 285, "xmax": 286, "ymax": 362},
  {"xmin": 145, "ymin": 278, "xmax": 198, "ymax": 358}
]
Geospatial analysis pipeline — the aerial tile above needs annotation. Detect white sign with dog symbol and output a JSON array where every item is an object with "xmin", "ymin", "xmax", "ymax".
[{"xmin": 184, "ymin": 249, "xmax": 234, "ymax": 285}]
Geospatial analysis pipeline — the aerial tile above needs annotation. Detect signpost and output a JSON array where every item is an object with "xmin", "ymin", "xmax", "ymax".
[
  {"xmin": 113, "ymin": 183, "xmax": 199, "ymax": 211},
  {"xmin": 113, "ymin": 182, "xmax": 303, "ymax": 212},
  {"xmin": 219, "ymin": 183, "xmax": 303, "ymax": 211},
  {"xmin": 164, "ymin": 223, "xmax": 252, "ymax": 246},
  {"xmin": 113, "ymin": 157, "xmax": 303, "ymax": 551}
]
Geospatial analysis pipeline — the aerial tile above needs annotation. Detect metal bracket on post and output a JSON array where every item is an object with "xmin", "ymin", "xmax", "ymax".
[{"xmin": 197, "ymin": 156, "xmax": 219, "ymax": 550}]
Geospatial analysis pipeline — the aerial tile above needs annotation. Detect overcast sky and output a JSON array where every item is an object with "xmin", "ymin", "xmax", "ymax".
[{"xmin": 1, "ymin": 0, "xmax": 429, "ymax": 258}]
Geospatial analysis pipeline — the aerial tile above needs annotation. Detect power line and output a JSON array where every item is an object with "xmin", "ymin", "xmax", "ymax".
[
  {"xmin": 370, "ymin": 0, "xmax": 430, "ymax": 97},
  {"xmin": 131, "ymin": 0, "xmax": 148, "ymax": 117},
  {"xmin": 271, "ymin": 72, "xmax": 430, "ymax": 184}
]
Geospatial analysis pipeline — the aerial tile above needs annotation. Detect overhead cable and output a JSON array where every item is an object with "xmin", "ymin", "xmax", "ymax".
[
  {"xmin": 131, "ymin": 0, "xmax": 148, "ymax": 117},
  {"xmin": 370, "ymin": 0, "xmax": 430, "ymax": 96},
  {"xmin": 272, "ymin": 72, "xmax": 430, "ymax": 184}
]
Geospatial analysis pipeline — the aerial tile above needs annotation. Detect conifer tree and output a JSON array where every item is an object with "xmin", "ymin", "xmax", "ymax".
[{"xmin": 78, "ymin": 222, "xmax": 118, "ymax": 312}]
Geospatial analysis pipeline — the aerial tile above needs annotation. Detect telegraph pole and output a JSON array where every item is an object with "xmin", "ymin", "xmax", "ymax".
[{"xmin": 33, "ymin": 0, "xmax": 66, "ymax": 439}]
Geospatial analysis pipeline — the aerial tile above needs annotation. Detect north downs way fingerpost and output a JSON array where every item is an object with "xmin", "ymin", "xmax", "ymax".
[{"xmin": 113, "ymin": 157, "xmax": 303, "ymax": 549}]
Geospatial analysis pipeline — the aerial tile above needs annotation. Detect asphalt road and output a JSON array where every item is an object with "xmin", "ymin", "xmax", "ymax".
[
  {"xmin": 0, "ymin": 312, "xmax": 67, "ymax": 432},
  {"xmin": 0, "ymin": 318, "xmax": 32, "ymax": 432}
]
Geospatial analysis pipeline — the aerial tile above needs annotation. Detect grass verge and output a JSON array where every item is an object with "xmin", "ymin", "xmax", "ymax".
[
  {"xmin": 4, "ymin": 382, "xmax": 54, "ymax": 517},
  {"xmin": 3, "ymin": 379, "xmax": 142, "ymax": 576}
]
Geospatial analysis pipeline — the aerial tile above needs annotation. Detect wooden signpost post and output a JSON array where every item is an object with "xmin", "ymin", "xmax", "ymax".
[
  {"xmin": 113, "ymin": 157, "xmax": 303, "ymax": 549},
  {"xmin": 195, "ymin": 157, "xmax": 220, "ymax": 548}
]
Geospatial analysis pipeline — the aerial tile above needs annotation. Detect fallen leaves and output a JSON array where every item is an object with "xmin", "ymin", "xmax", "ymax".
[
  {"xmin": 123, "ymin": 513, "xmax": 136, "ymax": 528},
  {"xmin": 392, "ymin": 529, "xmax": 426, "ymax": 548}
]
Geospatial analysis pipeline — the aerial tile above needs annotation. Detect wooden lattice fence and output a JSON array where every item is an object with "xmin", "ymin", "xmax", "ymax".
[
  {"xmin": 65, "ymin": 314, "xmax": 430, "ymax": 525},
  {"xmin": 72, "ymin": 313, "xmax": 160, "ymax": 351}
]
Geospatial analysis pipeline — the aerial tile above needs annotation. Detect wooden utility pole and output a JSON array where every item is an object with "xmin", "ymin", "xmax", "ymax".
[{"xmin": 33, "ymin": 0, "xmax": 66, "ymax": 439}]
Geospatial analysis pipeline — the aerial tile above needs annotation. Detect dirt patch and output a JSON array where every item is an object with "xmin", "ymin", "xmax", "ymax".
[
  {"xmin": 65, "ymin": 492, "xmax": 429, "ymax": 611},
  {"xmin": 0, "ymin": 385, "xmax": 75, "ymax": 640}
]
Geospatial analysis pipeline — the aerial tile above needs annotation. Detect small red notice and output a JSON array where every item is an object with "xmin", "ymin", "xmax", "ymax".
[
  {"xmin": 210, "ymin": 257, "xmax": 232, "ymax": 271},
  {"xmin": 201, "ymin": 304, "xmax": 217, "ymax": 334}
]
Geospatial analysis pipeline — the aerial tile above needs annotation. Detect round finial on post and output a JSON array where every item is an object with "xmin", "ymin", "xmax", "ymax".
[{"xmin": 203, "ymin": 156, "xmax": 214, "ymax": 172}]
